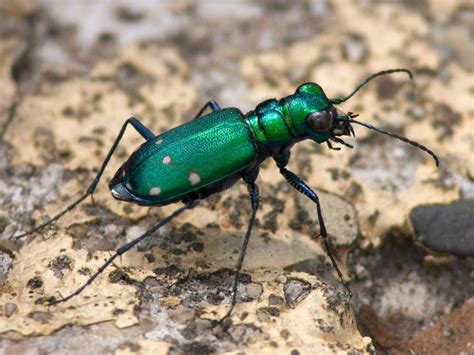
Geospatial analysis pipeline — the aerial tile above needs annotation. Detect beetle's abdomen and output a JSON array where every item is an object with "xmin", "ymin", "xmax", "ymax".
[{"xmin": 127, "ymin": 108, "xmax": 256, "ymax": 205}]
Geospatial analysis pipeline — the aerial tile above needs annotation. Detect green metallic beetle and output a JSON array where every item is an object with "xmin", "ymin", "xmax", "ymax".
[{"xmin": 17, "ymin": 69, "xmax": 438, "ymax": 319}]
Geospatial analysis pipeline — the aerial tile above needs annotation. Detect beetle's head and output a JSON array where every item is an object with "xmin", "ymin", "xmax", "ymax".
[
  {"xmin": 290, "ymin": 69, "xmax": 439, "ymax": 166},
  {"xmin": 290, "ymin": 82, "xmax": 354, "ymax": 144}
]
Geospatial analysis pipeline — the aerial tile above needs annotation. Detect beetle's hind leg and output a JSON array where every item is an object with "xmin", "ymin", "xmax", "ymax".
[
  {"xmin": 219, "ymin": 177, "xmax": 259, "ymax": 323},
  {"xmin": 13, "ymin": 117, "xmax": 155, "ymax": 239},
  {"xmin": 48, "ymin": 201, "xmax": 195, "ymax": 305},
  {"xmin": 279, "ymin": 167, "xmax": 352, "ymax": 298},
  {"xmin": 193, "ymin": 100, "xmax": 221, "ymax": 119}
]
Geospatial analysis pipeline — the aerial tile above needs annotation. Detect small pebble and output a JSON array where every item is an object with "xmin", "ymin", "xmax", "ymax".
[
  {"xmin": 268, "ymin": 294, "xmax": 284, "ymax": 306},
  {"xmin": 5, "ymin": 303, "xmax": 17, "ymax": 317},
  {"xmin": 257, "ymin": 309, "xmax": 270, "ymax": 322},
  {"xmin": 27, "ymin": 276, "xmax": 43, "ymax": 289},
  {"xmin": 240, "ymin": 283, "xmax": 263, "ymax": 301},
  {"xmin": 284, "ymin": 279, "xmax": 312, "ymax": 306},
  {"xmin": 0, "ymin": 252, "xmax": 13, "ymax": 286}
]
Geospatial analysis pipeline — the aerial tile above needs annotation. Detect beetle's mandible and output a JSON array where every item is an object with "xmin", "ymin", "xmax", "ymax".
[{"xmin": 15, "ymin": 68, "xmax": 439, "ymax": 321}]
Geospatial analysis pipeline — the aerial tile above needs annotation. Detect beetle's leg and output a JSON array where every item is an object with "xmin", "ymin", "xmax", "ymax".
[
  {"xmin": 326, "ymin": 140, "xmax": 341, "ymax": 151},
  {"xmin": 220, "ymin": 175, "xmax": 259, "ymax": 322},
  {"xmin": 14, "ymin": 117, "xmax": 155, "ymax": 239},
  {"xmin": 279, "ymin": 166, "xmax": 352, "ymax": 297},
  {"xmin": 128, "ymin": 116, "xmax": 156, "ymax": 141},
  {"xmin": 49, "ymin": 201, "xmax": 196, "ymax": 305},
  {"xmin": 193, "ymin": 100, "xmax": 221, "ymax": 119},
  {"xmin": 331, "ymin": 137, "xmax": 354, "ymax": 149}
]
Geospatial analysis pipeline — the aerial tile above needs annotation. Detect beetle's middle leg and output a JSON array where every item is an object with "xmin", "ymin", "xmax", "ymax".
[
  {"xmin": 193, "ymin": 100, "xmax": 221, "ymax": 119},
  {"xmin": 220, "ymin": 175, "xmax": 259, "ymax": 322},
  {"xmin": 14, "ymin": 117, "xmax": 155, "ymax": 239}
]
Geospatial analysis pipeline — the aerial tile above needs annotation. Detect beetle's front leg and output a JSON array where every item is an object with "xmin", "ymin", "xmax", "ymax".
[
  {"xmin": 326, "ymin": 140, "xmax": 341, "ymax": 151},
  {"xmin": 275, "ymin": 155, "xmax": 352, "ymax": 297},
  {"xmin": 14, "ymin": 117, "xmax": 155, "ymax": 239}
]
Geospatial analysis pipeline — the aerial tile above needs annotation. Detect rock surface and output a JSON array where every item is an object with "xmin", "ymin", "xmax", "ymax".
[{"xmin": 0, "ymin": 0, "xmax": 472, "ymax": 354}]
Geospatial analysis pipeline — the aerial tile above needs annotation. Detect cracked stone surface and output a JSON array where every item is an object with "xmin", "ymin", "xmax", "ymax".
[{"xmin": 1, "ymin": 0, "xmax": 473, "ymax": 354}]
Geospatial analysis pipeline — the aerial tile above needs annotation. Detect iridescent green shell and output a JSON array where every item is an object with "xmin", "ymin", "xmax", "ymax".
[{"xmin": 125, "ymin": 108, "xmax": 257, "ymax": 204}]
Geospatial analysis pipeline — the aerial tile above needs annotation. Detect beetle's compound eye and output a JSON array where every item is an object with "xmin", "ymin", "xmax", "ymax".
[{"xmin": 306, "ymin": 110, "xmax": 334, "ymax": 132}]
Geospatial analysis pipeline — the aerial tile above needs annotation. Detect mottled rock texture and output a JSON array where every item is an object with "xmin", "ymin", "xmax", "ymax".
[{"xmin": 1, "ymin": 0, "xmax": 472, "ymax": 354}]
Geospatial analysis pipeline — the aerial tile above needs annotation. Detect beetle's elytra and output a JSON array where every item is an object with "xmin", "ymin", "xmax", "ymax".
[{"xmin": 16, "ymin": 69, "xmax": 439, "ymax": 321}]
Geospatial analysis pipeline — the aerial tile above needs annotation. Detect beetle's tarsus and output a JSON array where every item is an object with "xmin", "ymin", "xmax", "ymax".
[
  {"xmin": 13, "ymin": 194, "xmax": 88, "ymax": 240},
  {"xmin": 90, "ymin": 193, "xmax": 96, "ymax": 207},
  {"xmin": 331, "ymin": 137, "xmax": 354, "ymax": 149},
  {"xmin": 326, "ymin": 141, "xmax": 341, "ymax": 151}
]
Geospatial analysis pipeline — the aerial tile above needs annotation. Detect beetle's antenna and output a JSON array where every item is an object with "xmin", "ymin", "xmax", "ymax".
[
  {"xmin": 330, "ymin": 68, "xmax": 413, "ymax": 105},
  {"xmin": 347, "ymin": 118, "xmax": 439, "ymax": 167}
]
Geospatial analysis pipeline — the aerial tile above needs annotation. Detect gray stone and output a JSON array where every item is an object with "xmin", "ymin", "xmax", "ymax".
[
  {"xmin": 5, "ymin": 303, "xmax": 17, "ymax": 318},
  {"xmin": 410, "ymin": 199, "xmax": 474, "ymax": 257},
  {"xmin": 0, "ymin": 251, "xmax": 13, "ymax": 286},
  {"xmin": 284, "ymin": 279, "xmax": 312, "ymax": 307}
]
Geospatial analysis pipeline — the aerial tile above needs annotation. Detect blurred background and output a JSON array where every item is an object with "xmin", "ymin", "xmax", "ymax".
[{"xmin": 1, "ymin": 1, "xmax": 473, "ymax": 354}]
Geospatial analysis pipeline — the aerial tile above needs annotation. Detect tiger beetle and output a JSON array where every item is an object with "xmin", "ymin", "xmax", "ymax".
[{"xmin": 15, "ymin": 68, "xmax": 438, "ymax": 321}]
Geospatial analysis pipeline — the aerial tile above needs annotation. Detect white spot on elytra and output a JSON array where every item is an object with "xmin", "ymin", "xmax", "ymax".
[
  {"xmin": 155, "ymin": 139, "xmax": 163, "ymax": 145},
  {"xmin": 162, "ymin": 156, "xmax": 171, "ymax": 165},
  {"xmin": 126, "ymin": 182, "xmax": 132, "ymax": 190},
  {"xmin": 188, "ymin": 171, "xmax": 201, "ymax": 186},
  {"xmin": 149, "ymin": 187, "xmax": 161, "ymax": 196},
  {"xmin": 122, "ymin": 169, "xmax": 126, "ymax": 178}
]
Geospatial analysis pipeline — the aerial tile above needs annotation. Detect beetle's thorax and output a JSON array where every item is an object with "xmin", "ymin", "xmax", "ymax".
[
  {"xmin": 244, "ymin": 88, "xmax": 335, "ymax": 153},
  {"xmin": 245, "ymin": 98, "xmax": 298, "ymax": 154}
]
